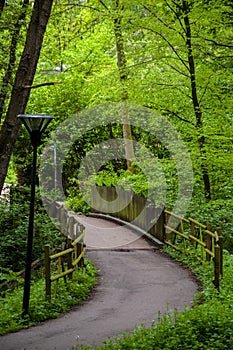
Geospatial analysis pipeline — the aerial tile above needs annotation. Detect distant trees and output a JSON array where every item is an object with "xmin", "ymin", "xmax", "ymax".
[
  {"xmin": 127, "ymin": 0, "xmax": 232, "ymax": 200},
  {"xmin": 1, "ymin": 0, "xmax": 232, "ymax": 202}
]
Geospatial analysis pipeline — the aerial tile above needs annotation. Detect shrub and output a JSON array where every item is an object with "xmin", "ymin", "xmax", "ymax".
[
  {"xmin": 0, "ymin": 186, "xmax": 62, "ymax": 271},
  {"xmin": 188, "ymin": 198, "xmax": 233, "ymax": 252},
  {"xmin": 0, "ymin": 259, "xmax": 97, "ymax": 335}
]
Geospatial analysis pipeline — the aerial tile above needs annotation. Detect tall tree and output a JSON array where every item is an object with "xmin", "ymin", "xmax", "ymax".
[
  {"xmin": 0, "ymin": 0, "xmax": 54, "ymax": 193},
  {"xmin": 0, "ymin": 0, "xmax": 5, "ymax": 17},
  {"xmin": 181, "ymin": 0, "xmax": 211, "ymax": 199},
  {"xmin": 129, "ymin": 0, "xmax": 232, "ymax": 200},
  {"xmin": 8, "ymin": 0, "xmax": 231, "ymax": 201},
  {"xmin": 0, "ymin": 0, "xmax": 30, "ymax": 123},
  {"xmin": 112, "ymin": 0, "xmax": 135, "ymax": 171}
]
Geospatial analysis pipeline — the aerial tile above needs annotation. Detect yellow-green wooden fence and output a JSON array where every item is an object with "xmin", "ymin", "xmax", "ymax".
[
  {"xmin": 44, "ymin": 200, "xmax": 85, "ymax": 301},
  {"xmin": 164, "ymin": 210, "xmax": 223, "ymax": 290},
  {"xmin": 91, "ymin": 186, "xmax": 223, "ymax": 290},
  {"xmin": 45, "ymin": 235, "xmax": 85, "ymax": 301}
]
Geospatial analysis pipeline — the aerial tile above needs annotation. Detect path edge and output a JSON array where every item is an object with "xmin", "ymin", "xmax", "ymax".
[{"xmin": 88, "ymin": 212, "xmax": 164, "ymax": 247}]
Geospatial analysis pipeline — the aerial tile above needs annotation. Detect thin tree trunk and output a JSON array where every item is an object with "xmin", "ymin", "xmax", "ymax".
[
  {"xmin": 182, "ymin": 0, "xmax": 211, "ymax": 200},
  {"xmin": 0, "ymin": 0, "xmax": 30, "ymax": 123},
  {"xmin": 0, "ymin": 0, "xmax": 53, "ymax": 193},
  {"xmin": 0, "ymin": 0, "xmax": 5, "ymax": 17},
  {"xmin": 113, "ymin": 0, "xmax": 135, "ymax": 172}
]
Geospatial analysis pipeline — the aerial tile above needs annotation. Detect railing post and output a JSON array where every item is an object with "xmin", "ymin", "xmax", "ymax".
[
  {"xmin": 161, "ymin": 207, "xmax": 166, "ymax": 242},
  {"xmin": 76, "ymin": 243, "xmax": 82, "ymax": 268},
  {"xmin": 61, "ymin": 207, "xmax": 66, "ymax": 235},
  {"xmin": 45, "ymin": 244, "xmax": 51, "ymax": 302},
  {"xmin": 218, "ymin": 236, "xmax": 223, "ymax": 276},
  {"xmin": 213, "ymin": 243, "xmax": 220, "ymax": 291},
  {"xmin": 56, "ymin": 204, "xmax": 61, "ymax": 230},
  {"xmin": 67, "ymin": 238, "xmax": 73, "ymax": 279},
  {"xmin": 190, "ymin": 218, "xmax": 195, "ymax": 247},
  {"xmin": 68, "ymin": 216, "xmax": 75, "ymax": 240},
  {"xmin": 206, "ymin": 223, "xmax": 211, "ymax": 261},
  {"xmin": 165, "ymin": 208, "xmax": 172, "ymax": 241}
]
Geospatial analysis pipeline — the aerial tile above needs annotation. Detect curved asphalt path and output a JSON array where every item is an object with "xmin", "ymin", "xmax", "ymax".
[{"xmin": 0, "ymin": 216, "xmax": 198, "ymax": 350}]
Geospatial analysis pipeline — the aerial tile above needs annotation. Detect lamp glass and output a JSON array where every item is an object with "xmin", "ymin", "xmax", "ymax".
[{"xmin": 18, "ymin": 114, "xmax": 54, "ymax": 134}]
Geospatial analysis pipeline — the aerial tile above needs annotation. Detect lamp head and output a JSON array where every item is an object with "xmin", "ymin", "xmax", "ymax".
[{"xmin": 18, "ymin": 114, "xmax": 54, "ymax": 147}]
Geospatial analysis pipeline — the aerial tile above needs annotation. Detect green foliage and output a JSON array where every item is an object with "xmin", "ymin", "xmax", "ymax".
[
  {"xmin": 66, "ymin": 157, "xmax": 232, "ymax": 251},
  {"xmin": 70, "ymin": 155, "xmax": 233, "ymax": 250},
  {"xmin": 0, "ymin": 186, "xmax": 62, "ymax": 271},
  {"xmin": 65, "ymin": 165, "xmax": 150, "ymax": 215},
  {"xmin": 188, "ymin": 198, "xmax": 233, "ymax": 252},
  {"xmin": 5, "ymin": 162, "xmax": 17, "ymax": 184},
  {"xmin": 0, "ymin": 1, "xmax": 32, "ymax": 115},
  {"xmin": 0, "ymin": 268, "xmax": 24, "ymax": 298},
  {"xmin": 8, "ymin": 0, "xmax": 232, "ymax": 208},
  {"xmin": 0, "ymin": 259, "xmax": 97, "ymax": 335},
  {"xmin": 0, "ymin": 1, "xmax": 231, "ymax": 347},
  {"xmin": 65, "ymin": 187, "xmax": 92, "ymax": 215}
]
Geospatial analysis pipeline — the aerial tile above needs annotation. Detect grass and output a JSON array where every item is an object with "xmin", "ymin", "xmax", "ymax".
[{"xmin": 0, "ymin": 259, "xmax": 97, "ymax": 335}]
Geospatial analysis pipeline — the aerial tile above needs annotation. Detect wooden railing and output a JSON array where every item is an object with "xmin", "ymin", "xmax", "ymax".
[
  {"xmin": 164, "ymin": 210, "xmax": 223, "ymax": 290},
  {"xmin": 44, "ymin": 236, "xmax": 85, "ymax": 301},
  {"xmin": 44, "ymin": 200, "xmax": 85, "ymax": 301},
  {"xmin": 90, "ymin": 186, "xmax": 223, "ymax": 290},
  {"xmin": 91, "ymin": 186, "xmax": 165, "ymax": 242}
]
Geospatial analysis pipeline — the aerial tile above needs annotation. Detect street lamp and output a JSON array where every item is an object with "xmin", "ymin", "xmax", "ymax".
[{"xmin": 18, "ymin": 114, "xmax": 54, "ymax": 316}]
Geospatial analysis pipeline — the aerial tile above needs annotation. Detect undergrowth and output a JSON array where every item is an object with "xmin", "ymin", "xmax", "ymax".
[{"xmin": 0, "ymin": 259, "xmax": 97, "ymax": 335}]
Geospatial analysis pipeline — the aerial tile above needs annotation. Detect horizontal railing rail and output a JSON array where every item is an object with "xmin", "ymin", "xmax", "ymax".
[
  {"xmin": 90, "ymin": 186, "xmax": 223, "ymax": 290},
  {"xmin": 164, "ymin": 209, "xmax": 223, "ymax": 290},
  {"xmin": 44, "ymin": 200, "xmax": 85, "ymax": 301}
]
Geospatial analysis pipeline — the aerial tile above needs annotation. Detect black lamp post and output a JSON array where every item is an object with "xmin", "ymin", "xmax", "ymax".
[{"xmin": 18, "ymin": 114, "xmax": 54, "ymax": 316}]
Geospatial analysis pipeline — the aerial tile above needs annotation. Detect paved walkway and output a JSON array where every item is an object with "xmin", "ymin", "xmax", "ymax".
[{"xmin": 0, "ymin": 216, "xmax": 198, "ymax": 350}]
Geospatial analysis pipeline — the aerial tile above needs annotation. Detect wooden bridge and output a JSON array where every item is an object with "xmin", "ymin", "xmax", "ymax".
[{"xmin": 45, "ymin": 185, "xmax": 223, "ymax": 299}]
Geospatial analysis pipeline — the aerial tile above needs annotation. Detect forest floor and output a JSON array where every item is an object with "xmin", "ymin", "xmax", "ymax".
[{"xmin": 0, "ymin": 216, "xmax": 199, "ymax": 350}]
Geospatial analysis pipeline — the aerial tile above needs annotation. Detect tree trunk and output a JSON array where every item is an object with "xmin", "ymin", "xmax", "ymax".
[
  {"xmin": 182, "ymin": 0, "xmax": 211, "ymax": 200},
  {"xmin": 0, "ymin": 0, "xmax": 53, "ymax": 193},
  {"xmin": 113, "ymin": 0, "xmax": 135, "ymax": 172},
  {"xmin": 0, "ymin": 0, "xmax": 5, "ymax": 17},
  {"xmin": 0, "ymin": 0, "xmax": 30, "ymax": 123}
]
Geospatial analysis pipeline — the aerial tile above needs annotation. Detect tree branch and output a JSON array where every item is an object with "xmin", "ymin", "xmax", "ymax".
[
  {"xmin": 143, "ymin": 2, "xmax": 186, "ymax": 41},
  {"xmin": 98, "ymin": 0, "xmax": 110, "ymax": 12},
  {"xmin": 162, "ymin": 109, "xmax": 194, "ymax": 125},
  {"xmin": 63, "ymin": 50, "xmax": 93, "ymax": 72},
  {"xmin": 23, "ymin": 82, "xmax": 62, "ymax": 89},
  {"xmin": 59, "ymin": 3, "xmax": 105, "ymax": 14},
  {"xmin": 200, "ymin": 37, "xmax": 233, "ymax": 48},
  {"xmin": 199, "ymin": 76, "xmax": 211, "ymax": 105},
  {"xmin": 167, "ymin": 63, "xmax": 189, "ymax": 78},
  {"xmin": 140, "ymin": 26, "xmax": 189, "ymax": 71},
  {"xmin": 165, "ymin": 0, "xmax": 186, "ymax": 35}
]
